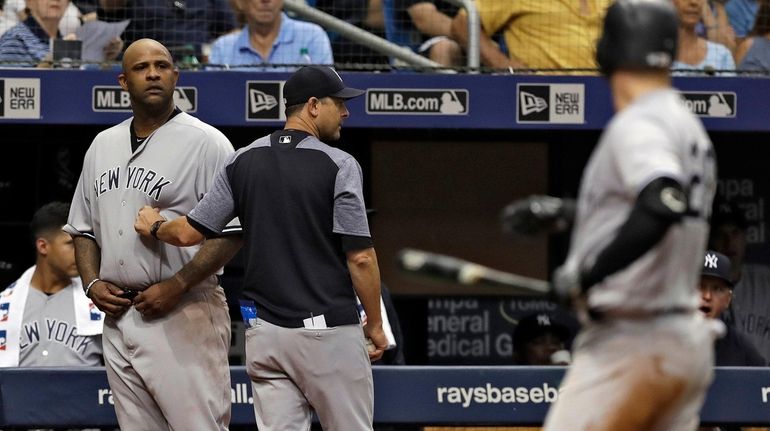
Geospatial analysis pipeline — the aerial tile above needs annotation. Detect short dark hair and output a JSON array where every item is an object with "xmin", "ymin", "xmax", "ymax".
[{"xmin": 30, "ymin": 201, "xmax": 70, "ymax": 240}]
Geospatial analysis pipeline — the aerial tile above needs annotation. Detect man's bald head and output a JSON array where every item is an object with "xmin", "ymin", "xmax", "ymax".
[{"xmin": 122, "ymin": 38, "xmax": 173, "ymax": 72}]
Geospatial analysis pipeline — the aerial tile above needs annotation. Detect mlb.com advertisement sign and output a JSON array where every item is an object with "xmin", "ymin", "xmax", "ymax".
[
  {"xmin": 516, "ymin": 84, "xmax": 584, "ymax": 124},
  {"xmin": 680, "ymin": 91, "xmax": 736, "ymax": 118},
  {"xmin": 366, "ymin": 89, "xmax": 468, "ymax": 115},
  {"xmin": 92, "ymin": 86, "xmax": 197, "ymax": 112},
  {"xmin": 0, "ymin": 78, "xmax": 40, "ymax": 119}
]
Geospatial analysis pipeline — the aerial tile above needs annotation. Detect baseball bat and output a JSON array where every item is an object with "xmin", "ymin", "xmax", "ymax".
[{"xmin": 396, "ymin": 248, "xmax": 550, "ymax": 296}]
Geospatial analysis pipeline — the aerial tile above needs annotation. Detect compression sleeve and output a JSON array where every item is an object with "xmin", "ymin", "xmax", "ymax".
[{"xmin": 580, "ymin": 176, "xmax": 687, "ymax": 290}]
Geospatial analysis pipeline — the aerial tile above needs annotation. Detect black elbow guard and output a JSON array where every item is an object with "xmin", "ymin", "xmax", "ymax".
[{"xmin": 637, "ymin": 177, "xmax": 687, "ymax": 222}]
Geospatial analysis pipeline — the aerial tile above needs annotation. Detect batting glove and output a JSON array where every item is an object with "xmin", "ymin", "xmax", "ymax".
[{"xmin": 500, "ymin": 195, "xmax": 575, "ymax": 236}]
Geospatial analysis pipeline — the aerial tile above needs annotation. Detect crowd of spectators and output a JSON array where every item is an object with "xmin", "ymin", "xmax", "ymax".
[{"xmin": 1, "ymin": 0, "xmax": 769, "ymax": 72}]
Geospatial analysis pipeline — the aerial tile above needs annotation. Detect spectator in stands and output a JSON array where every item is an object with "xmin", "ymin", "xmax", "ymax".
[
  {"xmin": 709, "ymin": 201, "xmax": 770, "ymax": 365},
  {"xmin": 0, "ymin": 0, "xmax": 94, "ymax": 37},
  {"xmin": 208, "ymin": 0, "xmax": 332, "ymax": 70},
  {"xmin": 97, "ymin": 0, "xmax": 236, "ymax": 62},
  {"xmin": 0, "ymin": 0, "xmax": 121, "ymax": 66},
  {"xmin": 512, "ymin": 312, "xmax": 572, "ymax": 366},
  {"xmin": 384, "ymin": 0, "xmax": 463, "ymax": 67},
  {"xmin": 699, "ymin": 250, "xmax": 765, "ymax": 366},
  {"xmin": 736, "ymin": 0, "xmax": 770, "ymax": 70},
  {"xmin": 725, "ymin": 0, "xmax": 760, "ymax": 41},
  {"xmin": 673, "ymin": 0, "xmax": 736, "ymax": 74},
  {"xmin": 449, "ymin": 0, "xmax": 612, "ymax": 71},
  {"xmin": 0, "ymin": 201, "xmax": 104, "ymax": 369}
]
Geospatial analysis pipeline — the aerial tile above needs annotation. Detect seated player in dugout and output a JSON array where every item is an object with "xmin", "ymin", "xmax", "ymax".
[
  {"xmin": 699, "ymin": 250, "xmax": 765, "ymax": 366},
  {"xmin": 512, "ymin": 312, "xmax": 573, "ymax": 366}
]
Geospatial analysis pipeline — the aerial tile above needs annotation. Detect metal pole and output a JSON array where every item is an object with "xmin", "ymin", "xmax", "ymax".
[{"xmin": 284, "ymin": 0, "xmax": 452, "ymax": 71}]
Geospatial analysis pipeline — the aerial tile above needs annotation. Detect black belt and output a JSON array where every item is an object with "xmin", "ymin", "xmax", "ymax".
[
  {"xmin": 589, "ymin": 306, "xmax": 694, "ymax": 322},
  {"xmin": 256, "ymin": 304, "xmax": 360, "ymax": 329}
]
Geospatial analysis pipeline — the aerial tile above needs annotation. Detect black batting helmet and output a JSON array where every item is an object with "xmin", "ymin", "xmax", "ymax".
[{"xmin": 596, "ymin": 0, "xmax": 679, "ymax": 75}]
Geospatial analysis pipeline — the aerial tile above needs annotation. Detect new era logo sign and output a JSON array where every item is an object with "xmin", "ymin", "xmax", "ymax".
[
  {"xmin": 680, "ymin": 92, "xmax": 736, "ymax": 117},
  {"xmin": 517, "ymin": 84, "xmax": 584, "ymax": 124},
  {"xmin": 705, "ymin": 253, "xmax": 718, "ymax": 268},
  {"xmin": 520, "ymin": 91, "xmax": 547, "ymax": 116},
  {"xmin": 0, "ymin": 78, "xmax": 40, "ymax": 119},
  {"xmin": 246, "ymin": 81, "xmax": 283, "ymax": 121}
]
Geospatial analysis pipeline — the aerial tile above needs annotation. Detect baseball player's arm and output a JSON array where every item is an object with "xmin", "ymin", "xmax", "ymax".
[
  {"xmin": 133, "ymin": 236, "xmax": 243, "ymax": 319},
  {"xmin": 574, "ymin": 176, "xmax": 687, "ymax": 291},
  {"xmin": 134, "ymin": 206, "xmax": 205, "ymax": 246},
  {"xmin": 347, "ymin": 246, "xmax": 387, "ymax": 362},
  {"xmin": 73, "ymin": 236, "xmax": 132, "ymax": 318}
]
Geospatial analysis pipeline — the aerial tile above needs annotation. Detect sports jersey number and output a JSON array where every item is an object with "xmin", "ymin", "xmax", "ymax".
[{"xmin": 686, "ymin": 141, "xmax": 716, "ymax": 220}]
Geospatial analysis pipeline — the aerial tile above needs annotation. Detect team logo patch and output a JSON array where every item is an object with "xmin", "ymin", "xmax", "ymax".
[
  {"xmin": 0, "ymin": 78, "xmax": 40, "ymax": 119},
  {"xmin": 366, "ymin": 89, "xmax": 468, "ymax": 115},
  {"xmin": 92, "ymin": 86, "xmax": 197, "ymax": 112},
  {"xmin": 680, "ymin": 92, "xmax": 736, "ymax": 118},
  {"xmin": 0, "ymin": 329, "xmax": 6, "ymax": 350},
  {"xmin": 517, "ymin": 84, "xmax": 584, "ymax": 124},
  {"xmin": 246, "ymin": 81, "xmax": 283, "ymax": 121},
  {"xmin": 0, "ymin": 302, "xmax": 8, "ymax": 321},
  {"xmin": 89, "ymin": 303, "xmax": 102, "ymax": 321}
]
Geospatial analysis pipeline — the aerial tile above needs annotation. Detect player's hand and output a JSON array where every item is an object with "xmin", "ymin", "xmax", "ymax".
[
  {"xmin": 500, "ymin": 195, "xmax": 575, "ymax": 237},
  {"xmin": 134, "ymin": 206, "xmax": 163, "ymax": 237},
  {"xmin": 88, "ymin": 280, "xmax": 133, "ymax": 318},
  {"xmin": 132, "ymin": 276, "xmax": 186, "ymax": 319},
  {"xmin": 363, "ymin": 322, "xmax": 387, "ymax": 363},
  {"xmin": 550, "ymin": 264, "xmax": 583, "ymax": 309}
]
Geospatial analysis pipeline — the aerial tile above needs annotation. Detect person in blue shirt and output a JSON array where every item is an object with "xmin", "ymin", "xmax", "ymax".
[
  {"xmin": 208, "ymin": 0, "xmax": 333, "ymax": 71},
  {"xmin": 672, "ymin": 0, "xmax": 736, "ymax": 75},
  {"xmin": 725, "ymin": 0, "xmax": 760, "ymax": 39}
]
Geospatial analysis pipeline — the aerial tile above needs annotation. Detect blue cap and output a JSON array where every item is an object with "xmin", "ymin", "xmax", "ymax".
[{"xmin": 701, "ymin": 250, "xmax": 733, "ymax": 288}]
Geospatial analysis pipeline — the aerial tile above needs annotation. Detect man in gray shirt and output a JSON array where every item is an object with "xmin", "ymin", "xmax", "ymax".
[{"xmin": 135, "ymin": 65, "xmax": 386, "ymax": 431}]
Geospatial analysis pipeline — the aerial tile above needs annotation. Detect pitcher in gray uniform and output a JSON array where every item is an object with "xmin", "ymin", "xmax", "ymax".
[
  {"xmin": 543, "ymin": 1, "xmax": 721, "ymax": 430},
  {"xmin": 134, "ymin": 65, "xmax": 387, "ymax": 431},
  {"xmin": 65, "ymin": 39, "xmax": 240, "ymax": 431},
  {"xmin": 0, "ymin": 201, "xmax": 103, "ymax": 368}
]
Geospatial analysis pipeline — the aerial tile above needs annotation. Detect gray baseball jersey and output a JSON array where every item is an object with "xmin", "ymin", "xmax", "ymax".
[
  {"xmin": 65, "ymin": 111, "xmax": 239, "ymax": 290},
  {"xmin": 19, "ymin": 287, "xmax": 103, "ymax": 366},
  {"xmin": 65, "ymin": 111, "xmax": 237, "ymax": 430},
  {"xmin": 565, "ymin": 88, "xmax": 716, "ymax": 312}
]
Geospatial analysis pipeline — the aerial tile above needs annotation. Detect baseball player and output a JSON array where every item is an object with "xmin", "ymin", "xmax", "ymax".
[
  {"xmin": 0, "ymin": 201, "xmax": 103, "ymax": 368},
  {"xmin": 543, "ymin": 1, "xmax": 720, "ymax": 430},
  {"xmin": 65, "ymin": 39, "xmax": 239, "ymax": 430},
  {"xmin": 134, "ymin": 65, "xmax": 386, "ymax": 431},
  {"xmin": 699, "ymin": 250, "xmax": 765, "ymax": 366}
]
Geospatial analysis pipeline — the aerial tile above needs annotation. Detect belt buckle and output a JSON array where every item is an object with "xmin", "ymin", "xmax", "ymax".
[{"xmin": 118, "ymin": 289, "xmax": 139, "ymax": 300}]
